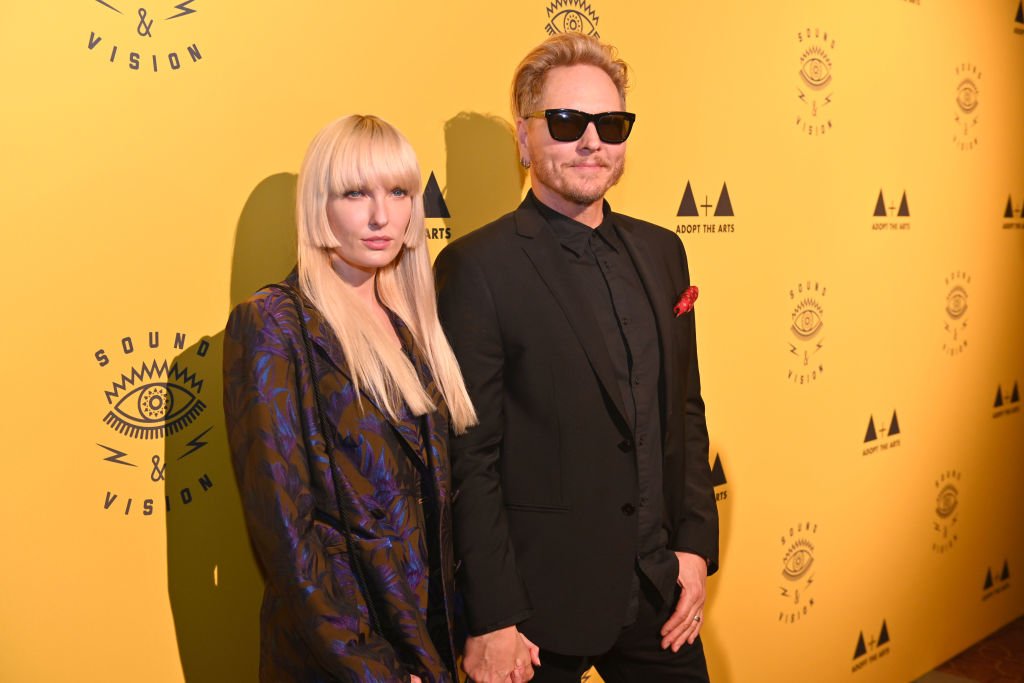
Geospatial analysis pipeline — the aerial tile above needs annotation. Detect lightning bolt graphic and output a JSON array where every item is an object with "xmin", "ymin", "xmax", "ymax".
[
  {"xmin": 789, "ymin": 343, "xmax": 798, "ymax": 356},
  {"xmin": 179, "ymin": 426, "xmax": 212, "ymax": 460},
  {"xmin": 99, "ymin": 443, "xmax": 135, "ymax": 466},
  {"xmin": 167, "ymin": 0, "xmax": 197, "ymax": 20},
  {"xmin": 798, "ymin": 89, "xmax": 807, "ymax": 102},
  {"xmin": 95, "ymin": 0, "xmax": 122, "ymax": 14},
  {"xmin": 824, "ymin": 94, "xmax": 833, "ymax": 105},
  {"xmin": 779, "ymin": 587, "xmax": 790, "ymax": 597},
  {"xmin": 816, "ymin": 340, "xmax": 824, "ymax": 352}
]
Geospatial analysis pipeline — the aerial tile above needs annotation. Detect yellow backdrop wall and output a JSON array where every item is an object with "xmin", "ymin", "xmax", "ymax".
[{"xmin": 1, "ymin": 1, "xmax": 1022, "ymax": 681}]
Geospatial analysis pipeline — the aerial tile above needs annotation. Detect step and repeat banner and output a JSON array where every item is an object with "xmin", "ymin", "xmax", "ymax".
[{"xmin": 2, "ymin": 1, "xmax": 1022, "ymax": 681}]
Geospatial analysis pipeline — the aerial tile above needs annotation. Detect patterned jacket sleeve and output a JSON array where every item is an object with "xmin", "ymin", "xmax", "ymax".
[{"xmin": 223, "ymin": 296, "xmax": 408, "ymax": 681}]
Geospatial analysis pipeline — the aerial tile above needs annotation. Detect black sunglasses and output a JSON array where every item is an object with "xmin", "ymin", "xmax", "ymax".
[{"xmin": 524, "ymin": 108, "xmax": 636, "ymax": 144}]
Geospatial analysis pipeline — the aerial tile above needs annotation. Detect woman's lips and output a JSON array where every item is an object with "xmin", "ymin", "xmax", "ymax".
[{"xmin": 363, "ymin": 237, "xmax": 393, "ymax": 250}]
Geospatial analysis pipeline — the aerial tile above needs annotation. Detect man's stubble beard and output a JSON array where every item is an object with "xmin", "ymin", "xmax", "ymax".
[{"xmin": 536, "ymin": 156, "xmax": 627, "ymax": 207}]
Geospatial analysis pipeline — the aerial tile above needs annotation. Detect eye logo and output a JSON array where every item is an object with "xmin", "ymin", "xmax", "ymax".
[
  {"xmin": 777, "ymin": 521, "xmax": 818, "ymax": 624},
  {"xmin": 782, "ymin": 539, "xmax": 815, "ymax": 580},
  {"xmin": 942, "ymin": 271, "xmax": 970, "ymax": 356},
  {"xmin": 787, "ymin": 281, "xmax": 826, "ymax": 384},
  {"xmin": 945, "ymin": 286, "xmax": 967, "ymax": 319},
  {"xmin": 103, "ymin": 359, "xmax": 206, "ymax": 439},
  {"xmin": 935, "ymin": 484, "xmax": 958, "ymax": 518},
  {"xmin": 954, "ymin": 64, "xmax": 980, "ymax": 150},
  {"xmin": 791, "ymin": 299, "xmax": 824, "ymax": 339},
  {"xmin": 932, "ymin": 469, "xmax": 961, "ymax": 553},
  {"xmin": 799, "ymin": 46, "xmax": 832, "ymax": 88},
  {"xmin": 796, "ymin": 28, "xmax": 835, "ymax": 136},
  {"xmin": 545, "ymin": 0, "xmax": 601, "ymax": 38},
  {"xmin": 956, "ymin": 80, "xmax": 979, "ymax": 113}
]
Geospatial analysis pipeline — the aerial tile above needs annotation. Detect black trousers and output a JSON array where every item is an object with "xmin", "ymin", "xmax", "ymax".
[{"xmin": 530, "ymin": 580, "xmax": 710, "ymax": 683}]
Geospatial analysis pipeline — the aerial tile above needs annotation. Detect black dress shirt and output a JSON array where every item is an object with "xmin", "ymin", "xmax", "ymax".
[{"xmin": 530, "ymin": 192, "xmax": 671, "ymax": 625}]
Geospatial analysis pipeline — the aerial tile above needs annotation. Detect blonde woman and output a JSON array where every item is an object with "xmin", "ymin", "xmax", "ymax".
[{"xmin": 224, "ymin": 115, "xmax": 476, "ymax": 683}]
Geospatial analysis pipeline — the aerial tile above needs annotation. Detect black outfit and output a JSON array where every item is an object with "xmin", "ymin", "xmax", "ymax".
[{"xmin": 435, "ymin": 192, "xmax": 718, "ymax": 677}]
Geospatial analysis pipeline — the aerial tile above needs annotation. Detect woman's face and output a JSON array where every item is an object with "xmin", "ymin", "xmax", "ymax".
[{"xmin": 325, "ymin": 184, "xmax": 411, "ymax": 284}]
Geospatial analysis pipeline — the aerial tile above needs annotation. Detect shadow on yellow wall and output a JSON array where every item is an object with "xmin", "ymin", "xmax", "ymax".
[
  {"xmin": 444, "ymin": 112, "xmax": 526, "ymax": 241},
  {"xmin": 166, "ymin": 172, "xmax": 297, "ymax": 681}
]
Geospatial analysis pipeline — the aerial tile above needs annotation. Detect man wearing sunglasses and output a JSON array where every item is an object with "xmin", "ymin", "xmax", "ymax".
[{"xmin": 436, "ymin": 32, "xmax": 718, "ymax": 683}]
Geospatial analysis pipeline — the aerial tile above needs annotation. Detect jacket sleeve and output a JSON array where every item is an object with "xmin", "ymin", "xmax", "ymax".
[
  {"xmin": 434, "ymin": 245, "xmax": 534, "ymax": 635},
  {"xmin": 666, "ymin": 239, "xmax": 720, "ymax": 575},
  {"xmin": 223, "ymin": 297, "xmax": 409, "ymax": 680}
]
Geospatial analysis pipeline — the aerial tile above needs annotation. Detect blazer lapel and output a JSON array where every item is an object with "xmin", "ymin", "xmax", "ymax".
[
  {"xmin": 614, "ymin": 218, "xmax": 678, "ymax": 426},
  {"xmin": 282, "ymin": 271, "xmax": 425, "ymax": 462},
  {"xmin": 514, "ymin": 201, "xmax": 630, "ymax": 428}
]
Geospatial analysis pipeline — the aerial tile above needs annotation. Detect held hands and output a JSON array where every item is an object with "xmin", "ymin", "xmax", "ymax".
[
  {"xmin": 660, "ymin": 551, "xmax": 708, "ymax": 652},
  {"xmin": 462, "ymin": 625, "xmax": 541, "ymax": 682}
]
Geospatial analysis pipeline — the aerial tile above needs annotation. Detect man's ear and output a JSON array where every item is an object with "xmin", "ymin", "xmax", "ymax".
[{"xmin": 515, "ymin": 118, "xmax": 530, "ymax": 166}]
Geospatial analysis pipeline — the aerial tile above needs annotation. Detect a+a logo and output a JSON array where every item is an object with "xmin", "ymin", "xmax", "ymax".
[
  {"xmin": 675, "ymin": 181, "xmax": 736, "ymax": 236},
  {"xmin": 87, "ymin": 1, "xmax": 203, "ymax": 73}
]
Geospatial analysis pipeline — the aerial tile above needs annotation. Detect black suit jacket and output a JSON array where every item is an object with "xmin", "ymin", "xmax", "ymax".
[{"xmin": 435, "ymin": 196, "xmax": 718, "ymax": 655}]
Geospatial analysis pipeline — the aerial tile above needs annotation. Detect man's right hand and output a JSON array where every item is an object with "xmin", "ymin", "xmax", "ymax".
[{"xmin": 462, "ymin": 625, "xmax": 538, "ymax": 683}]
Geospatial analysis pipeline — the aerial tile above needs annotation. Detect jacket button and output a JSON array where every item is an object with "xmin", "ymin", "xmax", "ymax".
[
  {"xmin": 621, "ymin": 503, "xmax": 636, "ymax": 516},
  {"xmin": 618, "ymin": 439, "xmax": 633, "ymax": 452}
]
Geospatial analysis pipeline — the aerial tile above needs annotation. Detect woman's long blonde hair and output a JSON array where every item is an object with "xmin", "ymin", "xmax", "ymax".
[{"xmin": 295, "ymin": 114, "xmax": 477, "ymax": 433}]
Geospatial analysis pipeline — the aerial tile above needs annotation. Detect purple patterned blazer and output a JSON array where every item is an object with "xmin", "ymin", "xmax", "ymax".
[{"xmin": 223, "ymin": 272, "xmax": 457, "ymax": 682}]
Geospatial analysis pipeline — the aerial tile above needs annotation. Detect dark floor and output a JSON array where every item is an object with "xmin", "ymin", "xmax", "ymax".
[{"xmin": 915, "ymin": 616, "xmax": 1024, "ymax": 683}]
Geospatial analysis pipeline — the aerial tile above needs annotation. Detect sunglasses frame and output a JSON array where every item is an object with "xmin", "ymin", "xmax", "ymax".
[{"xmin": 524, "ymin": 108, "xmax": 637, "ymax": 144}]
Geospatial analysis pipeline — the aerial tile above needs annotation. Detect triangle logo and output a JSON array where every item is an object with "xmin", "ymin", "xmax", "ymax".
[
  {"xmin": 864, "ymin": 416, "xmax": 877, "ymax": 442},
  {"xmin": 1012, "ymin": 381, "xmax": 1020, "ymax": 403},
  {"xmin": 1016, "ymin": 0, "xmax": 1024, "ymax": 24},
  {"xmin": 995, "ymin": 385, "xmax": 1004, "ymax": 408},
  {"xmin": 888, "ymin": 410, "xmax": 900, "ymax": 436},
  {"xmin": 877, "ymin": 620, "xmax": 890, "ymax": 646},
  {"xmin": 984, "ymin": 568, "xmax": 994, "ymax": 589},
  {"xmin": 678, "ymin": 181, "xmax": 699, "ymax": 217},
  {"xmin": 1001, "ymin": 560, "xmax": 1010, "ymax": 581},
  {"xmin": 897, "ymin": 192, "xmax": 910, "ymax": 217},
  {"xmin": 853, "ymin": 632, "xmax": 867, "ymax": 659},
  {"xmin": 714, "ymin": 182, "xmax": 734, "ymax": 216},
  {"xmin": 422, "ymin": 172, "xmax": 450, "ymax": 219},
  {"xmin": 874, "ymin": 190, "xmax": 887, "ymax": 217},
  {"xmin": 710, "ymin": 453, "xmax": 727, "ymax": 487},
  {"xmin": 1006, "ymin": 196, "xmax": 1016, "ymax": 219}
]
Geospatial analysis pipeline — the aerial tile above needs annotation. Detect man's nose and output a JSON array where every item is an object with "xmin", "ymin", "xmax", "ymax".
[{"xmin": 577, "ymin": 120, "xmax": 602, "ymax": 149}]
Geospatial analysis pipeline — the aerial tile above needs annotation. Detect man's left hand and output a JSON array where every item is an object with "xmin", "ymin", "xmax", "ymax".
[{"xmin": 659, "ymin": 551, "xmax": 708, "ymax": 651}]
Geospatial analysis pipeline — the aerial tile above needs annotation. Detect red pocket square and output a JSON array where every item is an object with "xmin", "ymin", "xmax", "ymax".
[{"xmin": 674, "ymin": 286, "xmax": 699, "ymax": 317}]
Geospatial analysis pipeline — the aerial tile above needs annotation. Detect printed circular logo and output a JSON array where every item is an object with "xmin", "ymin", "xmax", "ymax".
[
  {"xmin": 953, "ymin": 64, "xmax": 980, "ymax": 150},
  {"xmin": 86, "ymin": 1, "xmax": 204, "ymax": 74},
  {"xmin": 93, "ymin": 330, "xmax": 216, "ymax": 517},
  {"xmin": 545, "ymin": 0, "xmax": 601, "ymax": 37},
  {"xmin": 932, "ymin": 469, "xmax": 960, "ymax": 553},
  {"xmin": 788, "ymin": 280, "xmax": 826, "ymax": 384},
  {"xmin": 942, "ymin": 271, "xmax": 970, "ymax": 356},
  {"xmin": 796, "ymin": 28, "xmax": 835, "ymax": 136},
  {"xmin": 778, "ymin": 521, "xmax": 818, "ymax": 624}
]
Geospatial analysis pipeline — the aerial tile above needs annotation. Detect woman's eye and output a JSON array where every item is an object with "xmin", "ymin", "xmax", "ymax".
[
  {"xmin": 391, "ymin": 188, "xmax": 408, "ymax": 197},
  {"xmin": 344, "ymin": 189, "xmax": 364, "ymax": 198}
]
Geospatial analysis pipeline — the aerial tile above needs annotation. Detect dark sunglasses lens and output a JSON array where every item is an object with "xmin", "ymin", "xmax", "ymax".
[
  {"xmin": 547, "ymin": 111, "xmax": 588, "ymax": 141},
  {"xmin": 596, "ymin": 114, "xmax": 632, "ymax": 143}
]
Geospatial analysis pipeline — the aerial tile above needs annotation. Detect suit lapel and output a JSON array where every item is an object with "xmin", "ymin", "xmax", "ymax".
[
  {"xmin": 614, "ymin": 218, "xmax": 678, "ymax": 426},
  {"xmin": 514, "ymin": 202, "xmax": 630, "ymax": 427}
]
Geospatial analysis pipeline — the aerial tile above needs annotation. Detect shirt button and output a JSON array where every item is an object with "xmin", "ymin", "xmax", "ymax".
[
  {"xmin": 633, "ymin": 377, "xmax": 641, "ymax": 385},
  {"xmin": 621, "ymin": 317, "xmax": 629, "ymax": 326},
  {"xmin": 638, "ymin": 436, "xmax": 646, "ymax": 447},
  {"xmin": 639, "ymin": 496, "xmax": 648, "ymax": 507},
  {"xmin": 621, "ymin": 503, "xmax": 636, "ymax": 516},
  {"xmin": 618, "ymin": 438, "xmax": 633, "ymax": 452}
]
